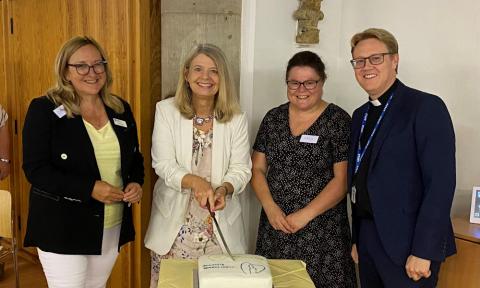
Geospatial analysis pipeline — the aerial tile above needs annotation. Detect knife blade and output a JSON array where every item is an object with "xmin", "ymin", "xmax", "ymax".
[{"xmin": 207, "ymin": 202, "xmax": 235, "ymax": 261}]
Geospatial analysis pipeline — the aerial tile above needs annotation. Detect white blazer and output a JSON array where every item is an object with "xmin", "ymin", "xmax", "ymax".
[{"xmin": 144, "ymin": 98, "xmax": 252, "ymax": 255}]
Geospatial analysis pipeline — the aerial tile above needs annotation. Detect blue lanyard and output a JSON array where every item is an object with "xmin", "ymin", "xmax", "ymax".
[{"xmin": 354, "ymin": 93, "xmax": 394, "ymax": 175}]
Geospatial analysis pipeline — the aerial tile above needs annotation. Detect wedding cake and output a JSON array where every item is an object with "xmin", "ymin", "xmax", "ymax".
[{"xmin": 198, "ymin": 254, "xmax": 272, "ymax": 288}]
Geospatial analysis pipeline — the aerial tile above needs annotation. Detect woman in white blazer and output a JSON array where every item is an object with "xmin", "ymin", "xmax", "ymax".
[{"xmin": 145, "ymin": 43, "xmax": 252, "ymax": 287}]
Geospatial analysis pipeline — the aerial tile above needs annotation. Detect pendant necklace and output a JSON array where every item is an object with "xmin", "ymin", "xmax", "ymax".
[{"xmin": 193, "ymin": 114, "xmax": 215, "ymax": 126}]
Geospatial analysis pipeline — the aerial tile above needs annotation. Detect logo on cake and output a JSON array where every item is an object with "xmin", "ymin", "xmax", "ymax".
[{"xmin": 240, "ymin": 262, "xmax": 266, "ymax": 274}]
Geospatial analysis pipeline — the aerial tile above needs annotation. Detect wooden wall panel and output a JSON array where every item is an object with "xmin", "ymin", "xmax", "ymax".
[
  {"xmin": 64, "ymin": 0, "xmax": 131, "ymax": 103},
  {"xmin": 132, "ymin": 1, "xmax": 161, "ymax": 286}
]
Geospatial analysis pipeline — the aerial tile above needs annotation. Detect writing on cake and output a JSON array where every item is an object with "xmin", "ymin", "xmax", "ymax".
[
  {"xmin": 240, "ymin": 262, "xmax": 266, "ymax": 274},
  {"xmin": 202, "ymin": 264, "xmax": 235, "ymax": 269},
  {"xmin": 198, "ymin": 254, "xmax": 273, "ymax": 288}
]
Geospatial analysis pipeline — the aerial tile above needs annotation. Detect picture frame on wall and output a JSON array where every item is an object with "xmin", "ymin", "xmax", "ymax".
[{"xmin": 470, "ymin": 186, "xmax": 480, "ymax": 224}]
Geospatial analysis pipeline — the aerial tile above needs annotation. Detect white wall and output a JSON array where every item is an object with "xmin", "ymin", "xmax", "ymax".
[
  {"xmin": 240, "ymin": 0, "xmax": 480, "ymax": 250},
  {"xmin": 247, "ymin": 0, "xmax": 343, "ymax": 132},
  {"xmin": 336, "ymin": 0, "xmax": 480, "ymax": 217}
]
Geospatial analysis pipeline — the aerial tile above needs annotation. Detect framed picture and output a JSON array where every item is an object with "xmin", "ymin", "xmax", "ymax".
[{"xmin": 470, "ymin": 186, "xmax": 480, "ymax": 224}]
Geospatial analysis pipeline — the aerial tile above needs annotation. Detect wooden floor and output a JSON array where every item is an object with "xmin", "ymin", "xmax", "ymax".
[{"xmin": 0, "ymin": 255, "xmax": 47, "ymax": 288}]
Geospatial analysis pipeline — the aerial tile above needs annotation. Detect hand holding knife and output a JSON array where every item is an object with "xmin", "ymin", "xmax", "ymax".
[{"xmin": 207, "ymin": 202, "xmax": 235, "ymax": 261}]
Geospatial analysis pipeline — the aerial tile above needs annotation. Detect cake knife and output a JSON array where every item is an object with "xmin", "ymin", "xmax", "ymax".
[{"xmin": 207, "ymin": 203, "xmax": 235, "ymax": 261}]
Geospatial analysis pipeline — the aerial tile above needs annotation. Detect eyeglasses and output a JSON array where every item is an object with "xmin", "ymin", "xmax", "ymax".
[
  {"xmin": 350, "ymin": 53, "xmax": 393, "ymax": 69},
  {"xmin": 67, "ymin": 61, "xmax": 107, "ymax": 75},
  {"xmin": 286, "ymin": 80, "xmax": 321, "ymax": 90}
]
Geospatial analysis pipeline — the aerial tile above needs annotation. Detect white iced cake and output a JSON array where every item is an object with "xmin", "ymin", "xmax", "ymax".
[{"xmin": 198, "ymin": 254, "xmax": 272, "ymax": 288}]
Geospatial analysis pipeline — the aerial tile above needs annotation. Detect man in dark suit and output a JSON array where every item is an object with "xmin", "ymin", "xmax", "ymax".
[{"xmin": 347, "ymin": 28, "xmax": 456, "ymax": 287}]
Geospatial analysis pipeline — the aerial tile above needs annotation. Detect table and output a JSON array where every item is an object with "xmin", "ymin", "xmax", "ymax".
[
  {"xmin": 437, "ymin": 217, "xmax": 480, "ymax": 288},
  {"xmin": 158, "ymin": 258, "xmax": 315, "ymax": 288}
]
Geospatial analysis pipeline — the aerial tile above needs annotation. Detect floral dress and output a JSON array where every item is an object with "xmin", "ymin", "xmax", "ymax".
[{"xmin": 150, "ymin": 127, "xmax": 222, "ymax": 288}]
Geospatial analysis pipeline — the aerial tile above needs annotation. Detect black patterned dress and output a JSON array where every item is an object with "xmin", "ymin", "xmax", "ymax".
[{"xmin": 253, "ymin": 103, "xmax": 356, "ymax": 287}]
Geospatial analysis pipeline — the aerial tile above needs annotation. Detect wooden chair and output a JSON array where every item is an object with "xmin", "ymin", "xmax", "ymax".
[{"xmin": 0, "ymin": 189, "xmax": 19, "ymax": 287}]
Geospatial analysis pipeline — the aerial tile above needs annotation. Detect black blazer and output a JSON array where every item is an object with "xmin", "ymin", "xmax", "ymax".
[
  {"xmin": 347, "ymin": 81, "xmax": 456, "ymax": 265},
  {"xmin": 22, "ymin": 96, "xmax": 144, "ymax": 255}
]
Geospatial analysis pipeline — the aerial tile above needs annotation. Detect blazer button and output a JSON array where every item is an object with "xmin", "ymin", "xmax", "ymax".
[{"xmin": 60, "ymin": 153, "xmax": 68, "ymax": 160}]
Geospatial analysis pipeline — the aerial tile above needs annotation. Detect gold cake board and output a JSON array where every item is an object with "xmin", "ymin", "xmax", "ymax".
[{"xmin": 158, "ymin": 259, "xmax": 315, "ymax": 288}]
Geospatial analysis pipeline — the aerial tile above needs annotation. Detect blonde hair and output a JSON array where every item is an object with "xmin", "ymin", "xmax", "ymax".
[
  {"xmin": 46, "ymin": 36, "xmax": 124, "ymax": 118},
  {"xmin": 350, "ymin": 28, "xmax": 399, "ymax": 55},
  {"xmin": 174, "ymin": 43, "xmax": 240, "ymax": 123}
]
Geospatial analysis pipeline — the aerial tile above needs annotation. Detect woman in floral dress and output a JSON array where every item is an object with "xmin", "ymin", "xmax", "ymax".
[{"xmin": 145, "ymin": 43, "xmax": 252, "ymax": 288}]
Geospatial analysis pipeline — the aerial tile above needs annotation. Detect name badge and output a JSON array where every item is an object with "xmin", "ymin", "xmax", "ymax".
[
  {"xmin": 299, "ymin": 134, "xmax": 319, "ymax": 144},
  {"xmin": 351, "ymin": 186, "xmax": 357, "ymax": 204},
  {"xmin": 113, "ymin": 118, "xmax": 127, "ymax": 128},
  {"xmin": 53, "ymin": 105, "xmax": 66, "ymax": 118}
]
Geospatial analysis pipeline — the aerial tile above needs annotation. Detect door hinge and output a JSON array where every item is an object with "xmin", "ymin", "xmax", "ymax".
[
  {"xmin": 10, "ymin": 18, "xmax": 13, "ymax": 34},
  {"xmin": 17, "ymin": 215, "xmax": 21, "ymax": 231},
  {"xmin": 14, "ymin": 119, "xmax": 17, "ymax": 135}
]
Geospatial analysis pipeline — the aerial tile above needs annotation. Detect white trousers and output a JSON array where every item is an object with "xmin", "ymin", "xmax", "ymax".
[{"xmin": 38, "ymin": 225, "xmax": 121, "ymax": 288}]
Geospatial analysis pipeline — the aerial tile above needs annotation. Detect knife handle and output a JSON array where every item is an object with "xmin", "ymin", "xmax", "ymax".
[{"xmin": 206, "ymin": 201, "xmax": 215, "ymax": 217}]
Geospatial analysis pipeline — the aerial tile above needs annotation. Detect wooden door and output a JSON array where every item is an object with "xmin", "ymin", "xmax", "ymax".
[{"xmin": 6, "ymin": 0, "xmax": 148, "ymax": 287}]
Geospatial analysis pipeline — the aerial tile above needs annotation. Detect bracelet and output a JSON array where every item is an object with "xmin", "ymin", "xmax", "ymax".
[
  {"xmin": 0, "ymin": 158, "xmax": 10, "ymax": 164},
  {"xmin": 215, "ymin": 185, "xmax": 228, "ymax": 195}
]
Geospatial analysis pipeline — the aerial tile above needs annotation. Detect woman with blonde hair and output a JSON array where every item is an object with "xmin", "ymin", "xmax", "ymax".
[
  {"xmin": 22, "ymin": 36, "xmax": 144, "ymax": 287},
  {"xmin": 145, "ymin": 43, "xmax": 251, "ymax": 287}
]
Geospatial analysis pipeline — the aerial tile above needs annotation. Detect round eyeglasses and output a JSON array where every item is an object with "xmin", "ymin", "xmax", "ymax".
[
  {"xmin": 350, "ymin": 53, "xmax": 393, "ymax": 69},
  {"xmin": 67, "ymin": 61, "xmax": 107, "ymax": 76},
  {"xmin": 286, "ymin": 80, "xmax": 321, "ymax": 90}
]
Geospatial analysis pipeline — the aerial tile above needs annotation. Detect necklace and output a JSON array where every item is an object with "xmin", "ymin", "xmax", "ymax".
[{"xmin": 193, "ymin": 114, "xmax": 215, "ymax": 126}]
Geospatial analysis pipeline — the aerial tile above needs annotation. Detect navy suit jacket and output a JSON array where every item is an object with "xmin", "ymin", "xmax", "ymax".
[{"xmin": 347, "ymin": 80, "xmax": 456, "ymax": 266}]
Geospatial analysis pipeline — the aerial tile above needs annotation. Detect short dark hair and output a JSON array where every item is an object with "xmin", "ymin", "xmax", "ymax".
[{"xmin": 286, "ymin": 51, "xmax": 327, "ymax": 82}]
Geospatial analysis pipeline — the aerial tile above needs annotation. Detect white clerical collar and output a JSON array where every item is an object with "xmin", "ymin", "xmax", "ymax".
[{"xmin": 369, "ymin": 99, "xmax": 382, "ymax": 107}]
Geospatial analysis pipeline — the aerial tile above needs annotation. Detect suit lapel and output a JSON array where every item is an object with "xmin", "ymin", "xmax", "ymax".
[
  {"xmin": 74, "ymin": 115, "xmax": 101, "ymax": 177},
  {"xmin": 181, "ymin": 115, "xmax": 193, "ymax": 170}
]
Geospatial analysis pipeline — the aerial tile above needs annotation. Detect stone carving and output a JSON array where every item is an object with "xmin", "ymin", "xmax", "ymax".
[{"xmin": 293, "ymin": 0, "xmax": 324, "ymax": 44}]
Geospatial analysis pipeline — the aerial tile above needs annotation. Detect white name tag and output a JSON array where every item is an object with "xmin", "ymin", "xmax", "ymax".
[
  {"xmin": 113, "ymin": 118, "xmax": 127, "ymax": 128},
  {"xmin": 300, "ymin": 134, "xmax": 319, "ymax": 143},
  {"xmin": 53, "ymin": 105, "xmax": 66, "ymax": 118}
]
